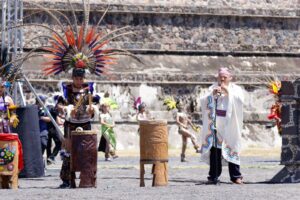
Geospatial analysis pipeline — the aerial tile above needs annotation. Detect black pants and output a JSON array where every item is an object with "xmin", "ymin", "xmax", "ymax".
[
  {"xmin": 208, "ymin": 147, "xmax": 242, "ymax": 182},
  {"xmin": 47, "ymin": 127, "xmax": 62, "ymax": 160},
  {"xmin": 40, "ymin": 130, "xmax": 48, "ymax": 155}
]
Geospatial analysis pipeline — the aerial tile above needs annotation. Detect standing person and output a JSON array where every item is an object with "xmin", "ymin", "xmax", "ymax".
[
  {"xmin": 58, "ymin": 68, "xmax": 95, "ymax": 188},
  {"xmin": 98, "ymin": 103, "xmax": 118, "ymax": 161},
  {"xmin": 0, "ymin": 46, "xmax": 19, "ymax": 134},
  {"xmin": 136, "ymin": 103, "xmax": 149, "ymax": 121},
  {"xmin": 36, "ymin": 96, "xmax": 50, "ymax": 156},
  {"xmin": 134, "ymin": 97, "xmax": 152, "ymax": 121},
  {"xmin": 0, "ymin": 80, "xmax": 19, "ymax": 133},
  {"xmin": 200, "ymin": 67, "xmax": 244, "ymax": 184},
  {"xmin": 176, "ymin": 101, "xmax": 200, "ymax": 162},
  {"xmin": 46, "ymin": 96, "xmax": 65, "ymax": 165},
  {"xmin": 92, "ymin": 95, "xmax": 101, "ymax": 122},
  {"xmin": 35, "ymin": 0, "xmax": 141, "ymax": 188},
  {"xmin": 0, "ymin": 50, "xmax": 23, "ymax": 188}
]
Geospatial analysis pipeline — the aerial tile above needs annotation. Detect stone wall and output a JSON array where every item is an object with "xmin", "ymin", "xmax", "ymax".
[
  {"xmin": 26, "ymin": 0, "xmax": 300, "ymax": 16},
  {"xmin": 9, "ymin": 0, "xmax": 298, "ymax": 54},
  {"xmin": 22, "ymin": 55, "xmax": 300, "ymax": 82}
]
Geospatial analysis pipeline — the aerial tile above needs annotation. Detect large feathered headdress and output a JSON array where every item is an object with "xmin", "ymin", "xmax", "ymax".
[
  {"xmin": 0, "ymin": 46, "xmax": 22, "ymax": 86},
  {"xmin": 3, "ymin": 0, "xmax": 141, "ymax": 77}
]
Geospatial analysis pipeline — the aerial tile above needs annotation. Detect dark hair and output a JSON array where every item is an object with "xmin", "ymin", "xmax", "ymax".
[
  {"xmin": 104, "ymin": 91, "xmax": 110, "ymax": 98},
  {"xmin": 138, "ymin": 103, "xmax": 146, "ymax": 112},
  {"xmin": 36, "ymin": 95, "xmax": 47, "ymax": 104},
  {"xmin": 72, "ymin": 68, "xmax": 86, "ymax": 77},
  {"xmin": 54, "ymin": 95, "xmax": 66, "ymax": 105},
  {"xmin": 176, "ymin": 100, "xmax": 182, "ymax": 107},
  {"xmin": 92, "ymin": 95, "xmax": 101, "ymax": 105}
]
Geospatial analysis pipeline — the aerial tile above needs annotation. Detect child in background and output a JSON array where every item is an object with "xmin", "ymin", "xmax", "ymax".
[{"xmin": 98, "ymin": 103, "xmax": 118, "ymax": 161}]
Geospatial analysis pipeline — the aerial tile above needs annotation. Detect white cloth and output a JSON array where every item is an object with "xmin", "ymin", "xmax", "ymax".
[
  {"xmin": 136, "ymin": 112, "xmax": 149, "ymax": 121},
  {"xmin": 100, "ymin": 113, "xmax": 113, "ymax": 125},
  {"xmin": 200, "ymin": 83, "xmax": 244, "ymax": 165}
]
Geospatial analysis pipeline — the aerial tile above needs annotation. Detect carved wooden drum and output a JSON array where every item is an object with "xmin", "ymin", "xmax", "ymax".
[
  {"xmin": 139, "ymin": 120, "xmax": 168, "ymax": 187},
  {"xmin": 71, "ymin": 128, "xmax": 97, "ymax": 188},
  {"xmin": 139, "ymin": 120, "xmax": 168, "ymax": 163}
]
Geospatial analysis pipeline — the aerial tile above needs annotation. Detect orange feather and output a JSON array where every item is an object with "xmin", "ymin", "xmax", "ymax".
[
  {"xmin": 91, "ymin": 32, "xmax": 103, "ymax": 43},
  {"xmin": 44, "ymin": 65, "xmax": 61, "ymax": 71},
  {"xmin": 43, "ymin": 54, "xmax": 61, "ymax": 59},
  {"xmin": 103, "ymin": 61, "xmax": 117, "ymax": 65},
  {"xmin": 65, "ymin": 27, "xmax": 75, "ymax": 46},
  {"xmin": 97, "ymin": 55, "xmax": 115, "ymax": 60},
  {"xmin": 52, "ymin": 33, "xmax": 65, "ymax": 47},
  {"xmin": 85, "ymin": 27, "xmax": 95, "ymax": 44},
  {"xmin": 49, "ymin": 40, "xmax": 65, "ymax": 50},
  {"xmin": 92, "ymin": 40, "xmax": 109, "ymax": 52},
  {"xmin": 43, "ymin": 47, "xmax": 63, "ymax": 54},
  {"xmin": 77, "ymin": 26, "xmax": 84, "ymax": 50},
  {"xmin": 43, "ymin": 67, "xmax": 61, "ymax": 75}
]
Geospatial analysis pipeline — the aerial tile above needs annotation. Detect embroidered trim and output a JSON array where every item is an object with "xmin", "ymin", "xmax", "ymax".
[
  {"xmin": 223, "ymin": 145, "xmax": 239, "ymax": 161},
  {"xmin": 201, "ymin": 96, "xmax": 222, "ymax": 152}
]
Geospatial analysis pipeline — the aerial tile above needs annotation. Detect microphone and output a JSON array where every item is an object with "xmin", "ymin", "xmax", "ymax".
[{"xmin": 215, "ymin": 83, "xmax": 224, "ymax": 98}]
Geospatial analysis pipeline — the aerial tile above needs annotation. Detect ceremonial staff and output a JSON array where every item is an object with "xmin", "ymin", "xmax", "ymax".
[
  {"xmin": 213, "ymin": 91, "xmax": 221, "ymax": 185},
  {"xmin": 23, "ymin": 75, "xmax": 65, "ymax": 142}
]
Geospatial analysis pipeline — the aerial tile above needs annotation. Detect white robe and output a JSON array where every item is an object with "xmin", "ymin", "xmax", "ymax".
[{"xmin": 200, "ymin": 83, "xmax": 244, "ymax": 165}]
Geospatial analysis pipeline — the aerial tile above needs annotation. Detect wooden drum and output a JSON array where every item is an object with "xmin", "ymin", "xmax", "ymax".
[
  {"xmin": 139, "ymin": 120, "xmax": 168, "ymax": 163},
  {"xmin": 139, "ymin": 120, "xmax": 168, "ymax": 187},
  {"xmin": 71, "ymin": 128, "xmax": 97, "ymax": 188},
  {"xmin": 0, "ymin": 134, "xmax": 20, "ymax": 189}
]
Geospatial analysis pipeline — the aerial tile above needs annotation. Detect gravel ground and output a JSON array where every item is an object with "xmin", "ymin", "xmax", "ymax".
[{"xmin": 2, "ymin": 155, "xmax": 300, "ymax": 200}]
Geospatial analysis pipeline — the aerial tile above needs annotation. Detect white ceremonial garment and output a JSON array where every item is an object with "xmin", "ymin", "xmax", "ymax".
[{"xmin": 200, "ymin": 82, "xmax": 244, "ymax": 165}]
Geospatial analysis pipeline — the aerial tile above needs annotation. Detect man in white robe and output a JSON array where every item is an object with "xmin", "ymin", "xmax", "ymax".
[{"xmin": 200, "ymin": 67, "xmax": 244, "ymax": 184}]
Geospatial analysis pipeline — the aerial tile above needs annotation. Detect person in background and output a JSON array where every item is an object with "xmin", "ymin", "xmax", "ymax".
[
  {"xmin": 46, "ymin": 96, "xmax": 65, "ymax": 165},
  {"xmin": 98, "ymin": 103, "xmax": 118, "ymax": 161},
  {"xmin": 176, "ymin": 101, "xmax": 201, "ymax": 162},
  {"xmin": 36, "ymin": 96, "xmax": 50, "ymax": 156},
  {"xmin": 0, "ymin": 79, "xmax": 19, "ymax": 133}
]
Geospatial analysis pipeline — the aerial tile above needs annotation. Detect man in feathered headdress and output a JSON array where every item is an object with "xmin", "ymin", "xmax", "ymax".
[
  {"xmin": 200, "ymin": 67, "xmax": 244, "ymax": 184},
  {"xmin": 58, "ymin": 68, "xmax": 95, "ymax": 188},
  {"xmin": 19, "ymin": 0, "xmax": 141, "ymax": 188}
]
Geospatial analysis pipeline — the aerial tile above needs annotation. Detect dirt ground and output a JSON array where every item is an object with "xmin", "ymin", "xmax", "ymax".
[{"xmin": 2, "ymin": 149, "xmax": 300, "ymax": 200}]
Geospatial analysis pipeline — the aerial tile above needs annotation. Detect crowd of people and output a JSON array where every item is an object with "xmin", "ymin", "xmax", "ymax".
[{"xmin": 0, "ymin": 67, "xmax": 245, "ymax": 188}]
